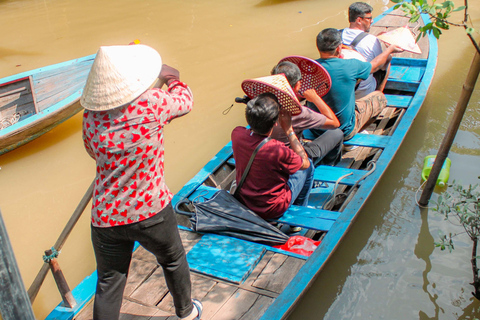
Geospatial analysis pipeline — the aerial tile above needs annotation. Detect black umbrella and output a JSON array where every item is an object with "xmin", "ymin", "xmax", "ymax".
[{"xmin": 175, "ymin": 189, "xmax": 289, "ymax": 246}]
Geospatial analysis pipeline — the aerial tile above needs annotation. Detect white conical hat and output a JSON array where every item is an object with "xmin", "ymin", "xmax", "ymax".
[
  {"xmin": 242, "ymin": 74, "xmax": 302, "ymax": 115},
  {"xmin": 377, "ymin": 26, "xmax": 422, "ymax": 54},
  {"xmin": 80, "ymin": 44, "xmax": 162, "ymax": 111}
]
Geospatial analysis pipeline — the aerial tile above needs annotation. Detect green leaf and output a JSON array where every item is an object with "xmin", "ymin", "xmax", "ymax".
[
  {"xmin": 452, "ymin": 5, "xmax": 466, "ymax": 12},
  {"xmin": 390, "ymin": 0, "xmax": 403, "ymax": 3},
  {"xmin": 466, "ymin": 27, "xmax": 475, "ymax": 35}
]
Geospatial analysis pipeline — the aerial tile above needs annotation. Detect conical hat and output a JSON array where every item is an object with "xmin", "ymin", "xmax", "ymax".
[
  {"xmin": 377, "ymin": 26, "xmax": 421, "ymax": 54},
  {"xmin": 241, "ymin": 74, "xmax": 302, "ymax": 115},
  {"xmin": 279, "ymin": 55, "xmax": 331, "ymax": 97},
  {"xmin": 81, "ymin": 44, "xmax": 162, "ymax": 111}
]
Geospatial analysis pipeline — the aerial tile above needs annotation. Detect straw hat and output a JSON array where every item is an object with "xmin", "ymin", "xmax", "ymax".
[
  {"xmin": 241, "ymin": 74, "xmax": 302, "ymax": 115},
  {"xmin": 377, "ymin": 26, "xmax": 421, "ymax": 54},
  {"xmin": 279, "ymin": 55, "xmax": 332, "ymax": 97},
  {"xmin": 81, "ymin": 44, "xmax": 162, "ymax": 111}
]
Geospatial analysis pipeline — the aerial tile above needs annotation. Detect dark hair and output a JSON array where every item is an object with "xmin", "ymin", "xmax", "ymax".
[
  {"xmin": 348, "ymin": 2, "xmax": 373, "ymax": 22},
  {"xmin": 245, "ymin": 92, "xmax": 279, "ymax": 135},
  {"xmin": 316, "ymin": 28, "xmax": 342, "ymax": 53},
  {"xmin": 271, "ymin": 61, "xmax": 301, "ymax": 88}
]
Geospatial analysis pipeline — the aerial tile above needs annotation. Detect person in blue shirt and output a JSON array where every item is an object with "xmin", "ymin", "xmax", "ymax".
[{"xmin": 309, "ymin": 28, "xmax": 398, "ymax": 140}]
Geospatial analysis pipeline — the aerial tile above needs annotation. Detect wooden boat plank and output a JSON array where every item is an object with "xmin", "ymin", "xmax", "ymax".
[
  {"xmin": 34, "ymin": 65, "xmax": 92, "ymax": 112},
  {"xmin": 209, "ymin": 288, "xmax": 273, "ymax": 320},
  {"xmin": 123, "ymin": 258, "xmax": 159, "ymax": 297},
  {"xmin": 119, "ymin": 300, "xmax": 173, "ymax": 320},
  {"xmin": 275, "ymin": 208, "xmax": 336, "ymax": 231},
  {"xmin": 157, "ymin": 273, "xmax": 219, "ymax": 316},
  {"xmin": 129, "ymin": 266, "xmax": 169, "ymax": 306},
  {"xmin": 385, "ymin": 79, "xmax": 419, "ymax": 92},
  {"xmin": 32, "ymin": 58, "xmax": 94, "ymax": 81},
  {"xmin": 252, "ymin": 253, "xmax": 305, "ymax": 294},
  {"xmin": 313, "ymin": 165, "xmax": 369, "ymax": 186},
  {"xmin": 343, "ymin": 133, "xmax": 390, "ymax": 148},
  {"xmin": 385, "ymin": 94, "xmax": 412, "ymax": 108}
]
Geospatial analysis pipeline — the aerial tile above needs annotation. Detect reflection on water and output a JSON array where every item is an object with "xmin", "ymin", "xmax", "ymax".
[{"xmin": 0, "ymin": 0, "xmax": 480, "ymax": 319}]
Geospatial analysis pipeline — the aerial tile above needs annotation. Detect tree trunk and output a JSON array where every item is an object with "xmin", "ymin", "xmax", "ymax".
[
  {"xmin": 472, "ymin": 236, "xmax": 480, "ymax": 299},
  {"xmin": 419, "ymin": 50, "xmax": 480, "ymax": 206}
]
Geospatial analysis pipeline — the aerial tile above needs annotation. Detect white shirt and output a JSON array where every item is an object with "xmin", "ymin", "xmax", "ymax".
[{"xmin": 342, "ymin": 28, "xmax": 383, "ymax": 99}]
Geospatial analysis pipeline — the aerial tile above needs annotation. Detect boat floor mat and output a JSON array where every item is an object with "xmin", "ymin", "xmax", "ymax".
[{"xmin": 186, "ymin": 234, "xmax": 266, "ymax": 284}]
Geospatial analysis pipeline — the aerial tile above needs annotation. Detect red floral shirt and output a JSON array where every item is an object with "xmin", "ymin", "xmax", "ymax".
[{"xmin": 82, "ymin": 81, "xmax": 193, "ymax": 227}]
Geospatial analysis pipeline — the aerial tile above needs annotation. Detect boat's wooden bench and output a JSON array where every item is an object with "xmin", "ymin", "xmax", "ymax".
[
  {"xmin": 385, "ymin": 93, "xmax": 412, "ymax": 109},
  {"xmin": 274, "ymin": 205, "xmax": 340, "ymax": 231},
  {"xmin": 314, "ymin": 165, "xmax": 369, "ymax": 186},
  {"xmin": 385, "ymin": 58, "xmax": 427, "ymax": 92},
  {"xmin": 343, "ymin": 133, "xmax": 390, "ymax": 148}
]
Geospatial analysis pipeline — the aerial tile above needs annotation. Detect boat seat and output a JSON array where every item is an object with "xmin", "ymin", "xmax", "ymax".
[
  {"xmin": 385, "ymin": 94, "xmax": 412, "ymax": 109},
  {"xmin": 175, "ymin": 185, "xmax": 340, "ymax": 232},
  {"xmin": 314, "ymin": 165, "xmax": 369, "ymax": 186},
  {"xmin": 274, "ymin": 205, "xmax": 340, "ymax": 232},
  {"xmin": 385, "ymin": 59, "xmax": 427, "ymax": 92},
  {"xmin": 343, "ymin": 133, "xmax": 390, "ymax": 148}
]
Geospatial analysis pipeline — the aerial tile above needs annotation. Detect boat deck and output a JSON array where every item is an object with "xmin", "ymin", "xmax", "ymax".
[{"xmin": 74, "ymin": 229, "xmax": 305, "ymax": 320}]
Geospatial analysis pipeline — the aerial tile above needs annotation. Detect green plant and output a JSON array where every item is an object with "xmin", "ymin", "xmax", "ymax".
[
  {"xmin": 434, "ymin": 179, "xmax": 480, "ymax": 299},
  {"xmin": 390, "ymin": 0, "xmax": 479, "ymax": 53}
]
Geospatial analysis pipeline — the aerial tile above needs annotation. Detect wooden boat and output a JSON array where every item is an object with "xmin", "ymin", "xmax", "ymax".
[
  {"xmin": 0, "ymin": 54, "xmax": 95, "ymax": 155},
  {"xmin": 47, "ymin": 6, "xmax": 437, "ymax": 320}
]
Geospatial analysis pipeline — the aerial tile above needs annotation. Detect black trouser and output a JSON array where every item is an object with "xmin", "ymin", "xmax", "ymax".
[
  {"xmin": 303, "ymin": 128, "xmax": 344, "ymax": 166},
  {"xmin": 91, "ymin": 203, "xmax": 193, "ymax": 319}
]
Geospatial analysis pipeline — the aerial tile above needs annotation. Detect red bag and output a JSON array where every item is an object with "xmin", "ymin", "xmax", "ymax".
[{"xmin": 274, "ymin": 235, "xmax": 321, "ymax": 256}]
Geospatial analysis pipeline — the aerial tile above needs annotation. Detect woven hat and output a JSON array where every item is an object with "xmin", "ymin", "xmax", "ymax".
[
  {"xmin": 377, "ymin": 26, "xmax": 421, "ymax": 54},
  {"xmin": 81, "ymin": 44, "xmax": 162, "ymax": 111},
  {"xmin": 279, "ymin": 55, "xmax": 331, "ymax": 97},
  {"xmin": 241, "ymin": 74, "xmax": 302, "ymax": 115}
]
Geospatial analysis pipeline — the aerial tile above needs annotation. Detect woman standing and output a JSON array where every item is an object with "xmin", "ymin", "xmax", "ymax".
[{"xmin": 81, "ymin": 44, "xmax": 201, "ymax": 320}]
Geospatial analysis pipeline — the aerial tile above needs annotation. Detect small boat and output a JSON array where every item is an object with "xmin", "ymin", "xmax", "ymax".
[
  {"xmin": 0, "ymin": 54, "xmax": 95, "ymax": 155},
  {"xmin": 47, "ymin": 6, "xmax": 437, "ymax": 320}
]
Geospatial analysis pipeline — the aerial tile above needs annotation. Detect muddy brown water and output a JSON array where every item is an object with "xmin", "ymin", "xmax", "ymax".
[{"xmin": 0, "ymin": 0, "xmax": 479, "ymax": 319}]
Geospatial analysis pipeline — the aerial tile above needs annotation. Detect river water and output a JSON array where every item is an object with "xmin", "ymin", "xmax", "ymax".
[{"xmin": 0, "ymin": 0, "xmax": 479, "ymax": 319}]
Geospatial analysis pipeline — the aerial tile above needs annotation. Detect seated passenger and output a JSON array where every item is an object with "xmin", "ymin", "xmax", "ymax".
[
  {"xmin": 231, "ymin": 91, "xmax": 314, "ymax": 221},
  {"xmin": 309, "ymin": 28, "xmax": 398, "ymax": 140},
  {"xmin": 341, "ymin": 2, "xmax": 395, "ymax": 98},
  {"xmin": 270, "ymin": 60, "xmax": 343, "ymax": 166}
]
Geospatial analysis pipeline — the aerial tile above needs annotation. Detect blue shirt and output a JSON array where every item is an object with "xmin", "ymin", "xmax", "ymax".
[{"xmin": 308, "ymin": 57, "xmax": 371, "ymax": 137}]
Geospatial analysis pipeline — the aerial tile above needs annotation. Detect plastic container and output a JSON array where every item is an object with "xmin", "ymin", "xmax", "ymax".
[{"xmin": 421, "ymin": 155, "xmax": 451, "ymax": 187}]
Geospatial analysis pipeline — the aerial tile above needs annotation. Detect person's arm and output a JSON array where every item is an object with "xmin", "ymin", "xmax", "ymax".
[
  {"xmin": 278, "ymin": 109, "xmax": 310, "ymax": 170},
  {"xmin": 303, "ymin": 89, "xmax": 340, "ymax": 129},
  {"xmin": 370, "ymin": 44, "xmax": 398, "ymax": 73}
]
